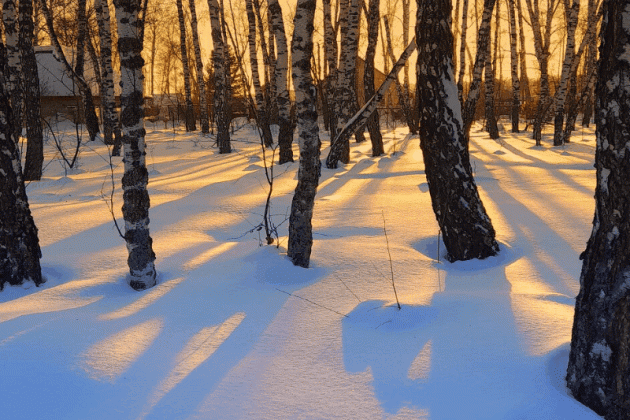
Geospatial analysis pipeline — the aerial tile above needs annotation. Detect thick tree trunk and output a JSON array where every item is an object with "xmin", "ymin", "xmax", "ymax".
[
  {"xmin": 552, "ymin": 0, "xmax": 580, "ymax": 146},
  {"xmin": 268, "ymin": 0, "xmax": 294, "ymax": 164},
  {"xmin": 113, "ymin": 0, "xmax": 156, "ymax": 290},
  {"xmin": 189, "ymin": 0, "xmax": 210, "ymax": 134},
  {"xmin": 94, "ymin": 0, "xmax": 120, "ymax": 147},
  {"xmin": 0, "ymin": 52, "xmax": 42, "ymax": 289},
  {"xmin": 245, "ymin": 0, "xmax": 273, "ymax": 147},
  {"xmin": 207, "ymin": 0, "xmax": 231, "ymax": 153},
  {"xmin": 176, "ymin": 0, "xmax": 197, "ymax": 132},
  {"xmin": 567, "ymin": 2, "xmax": 630, "ymax": 416},
  {"xmin": 508, "ymin": 0, "xmax": 520, "ymax": 133},
  {"xmin": 287, "ymin": 0, "xmax": 320, "ymax": 268},
  {"xmin": 461, "ymin": 0, "xmax": 496, "ymax": 137},
  {"xmin": 364, "ymin": 0, "xmax": 384, "ymax": 157},
  {"xmin": 19, "ymin": 0, "xmax": 44, "ymax": 181},
  {"xmin": 416, "ymin": 0, "xmax": 499, "ymax": 262}
]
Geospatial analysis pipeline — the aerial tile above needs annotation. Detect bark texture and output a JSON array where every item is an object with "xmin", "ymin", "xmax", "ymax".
[
  {"xmin": 189, "ymin": 0, "xmax": 210, "ymax": 134},
  {"xmin": 176, "ymin": 0, "xmax": 196, "ymax": 132},
  {"xmin": 3, "ymin": 0, "xmax": 23, "ymax": 142},
  {"xmin": 287, "ymin": 0, "xmax": 320, "ymax": 268},
  {"xmin": 207, "ymin": 0, "xmax": 231, "ymax": 153},
  {"xmin": 567, "ymin": 2, "xmax": 630, "ymax": 417},
  {"xmin": 364, "ymin": 0, "xmax": 384, "ymax": 157},
  {"xmin": 19, "ymin": 0, "xmax": 44, "ymax": 181},
  {"xmin": 113, "ymin": 0, "xmax": 156, "ymax": 290},
  {"xmin": 416, "ymin": 0, "xmax": 499, "ymax": 262},
  {"xmin": 0, "ymin": 53, "xmax": 42, "ymax": 289},
  {"xmin": 508, "ymin": 0, "xmax": 520, "ymax": 133}
]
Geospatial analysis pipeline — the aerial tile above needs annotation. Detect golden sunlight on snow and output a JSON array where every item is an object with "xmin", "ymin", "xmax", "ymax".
[
  {"xmin": 140, "ymin": 312, "xmax": 246, "ymax": 419},
  {"xmin": 182, "ymin": 242, "xmax": 238, "ymax": 272},
  {"xmin": 100, "ymin": 277, "xmax": 186, "ymax": 320},
  {"xmin": 81, "ymin": 318, "xmax": 163, "ymax": 382},
  {"xmin": 407, "ymin": 340, "xmax": 432, "ymax": 381},
  {"xmin": 506, "ymin": 258, "xmax": 574, "ymax": 356}
]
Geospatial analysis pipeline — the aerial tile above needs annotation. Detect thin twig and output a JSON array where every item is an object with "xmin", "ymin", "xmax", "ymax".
[
  {"xmin": 382, "ymin": 211, "xmax": 401, "ymax": 310},
  {"xmin": 276, "ymin": 288, "xmax": 349, "ymax": 318},
  {"xmin": 334, "ymin": 274, "xmax": 362, "ymax": 303}
]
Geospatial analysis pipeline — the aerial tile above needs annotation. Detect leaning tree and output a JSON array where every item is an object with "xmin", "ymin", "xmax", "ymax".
[
  {"xmin": 416, "ymin": 0, "xmax": 499, "ymax": 262},
  {"xmin": 566, "ymin": 0, "xmax": 630, "ymax": 417}
]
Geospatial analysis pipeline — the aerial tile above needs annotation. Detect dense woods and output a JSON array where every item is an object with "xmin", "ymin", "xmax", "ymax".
[{"xmin": 3, "ymin": 0, "xmax": 629, "ymax": 417}]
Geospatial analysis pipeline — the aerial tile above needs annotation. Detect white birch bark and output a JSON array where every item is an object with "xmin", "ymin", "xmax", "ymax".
[
  {"xmin": 322, "ymin": 0, "xmax": 338, "ymax": 136},
  {"xmin": 363, "ymin": 0, "xmax": 384, "ymax": 157},
  {"xmin": 94, "ymin": 0, "xmax": 119, "ymax": 146},
  {"xmin": 113, "ymin": 0, "xmax": 156, "ymax": 290},
  {"xmin": 3, "ymin": 0, "xmax": 22, "ymax": 141},
  {"xmin": 508, "ymin": 0, "xmax": 520, "ymax": 132},
  {"xmin": 176, "ymin": 0, "xmax": 196, "ymax": 132},
  {"xmin": 189, "ymin": 0, "xmax": 210, "ymax": 134},
  {"xmin": 207, "ymin": 0, "xmax": 231, "ymax": 153},
  {"xmin": 552, "ymin": 0, "xmax": 580, "ymax": 146},
  {"xmin": 457, "ymin": 0, "xmax": 469, "ymax": 102},
  {"xmin": 287, "ymin": 0, "xmax": 320, "ymax": 268}
]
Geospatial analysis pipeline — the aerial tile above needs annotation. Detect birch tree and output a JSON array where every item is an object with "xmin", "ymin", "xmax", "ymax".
[
  {"xmin": 113, "ymin": 0, "xmax": 156, "ymax": 290},
  {"xmin": 457, "ymin": 0, "xmax": 469, "ymax": 102},
  {"xmin": 245, "ymin": 0, "xmax": 273, "ymax": 147},
  {"xmin": 552, "ymin": 0, "xmax": 580, "ymax": 146},
  {"xmin": 3, "ymin": 0, "xmax": 23, "ymax": 142},
  {"xmin": 94, "ymin": 0, "xmax": 119, "ymax": 148},
  {"xmin": 416, "ymin": 0, "xmax": 499, "ymax": 262},
  {"xmin": 322, "ymin": 0, "xmax": 338, "ymax": 137},
  {"xmin": 207, "ymin": 0, "xmax": 231, "ymax": 153},
  {"xmin": 363, "ymin": 0, "xmax": 384, "ymax": 157},
  {"xmin": 0, "ymin": 45, "xmax": 42, "ymax": 290},
  {"xmin": 268, "ymin": 0, "xmax": 294, "ymax": 163},
  {"xmin": 484, "ymin": 26, "xmax": 499, "ymax": 139},
  {"xmin": 461, "ymin": 0, "xmax": 496, "ymax": 137},
  {"xmin": 567, "ymin": 1, "xmax": 630, "ymax": 416},
  {"xmin": 287, "ymin": 0, "xmax": 320, "ymax": 268},
  {"xmin": 19, "ymin": 0, "xmax": 44, "ymax": 181},
  {"xmin": 189, "ymin": 0, "xmax": 210, "ymax": 134},
  {"xmin": 507, "ymin": 0, "xmax": 520, "ymax": 132},
  {"xmin": 176, "ymin": 0, "xmax": 196, "ymax": 132}
]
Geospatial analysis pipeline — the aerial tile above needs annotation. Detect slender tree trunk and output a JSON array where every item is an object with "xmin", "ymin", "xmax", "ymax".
[
  {"xmin": 268, "ymin": 0, "xmax": 294, "ymax": 163},
  {"xmin": 322, "ymin": 0, "xmax": 338, "ymax": 138},
  {"xmin": 75, "ymin": 0, "xmax": 100, "ymax": 142},
  {"xmin": 416, "ymin": 0, "xmax": 499, "ymax": 262},
  {"xmin": 94, "ymin": 0, "xmax": 120, "ymax": 148},
  {"xmin": 19, "ymin": 0, "xmax": 43, "ymax": 181},
  {"xmin": 457, "ymin": 0, "xmax": 469, "ymax": 103},
  {"xmin": 567, "ymin": 2, "xmax": 630, "ymax": 416},
  {"xmin": 287, "ymin": 0, "xmax": 320, "ymax": 268},
  {"xmin": 245, "ymin": 0, "xmax": 273, "ymax": 147},
  {"xmin": 113, "ymin": 0, "xmax": 157, "ymax": 290},
  {"xmin": 0, "ymin": 47, "xmax": 42, "ymax": 289},
  {"xmin": 364, "ymin": 0, "xmax": 384, "ymax": 156},
  {"xmin": 207, "ymin": 0, "xmax": 231, "ymax": 153},
  {"xmin": 461, "ymin": 0, "xmax": 497, "ymax": 137},
  {"xmin": 189, "ymin": 0, "xmax": 210, "ymax": 134},
  {"xmin": 176, "ymin": 0, "xmax": 196, "ymax": 132},
  {"xmin": 553, "ymin": 0, "xmax": 580, "ymax": 146},
  {"xmin": 484, "ymin": 34, "xmax": 499, "ymax": 139},
  {"xmin": 582, "ymin": 1, "xmax": 599, "ymax": 128},
  {"xmin": 516, "ymin": 0, "xmax": 530, "ymax": 99},
  {"xmin": 508, "ymin": 0, "xmax": 520, "ymax": 132}
]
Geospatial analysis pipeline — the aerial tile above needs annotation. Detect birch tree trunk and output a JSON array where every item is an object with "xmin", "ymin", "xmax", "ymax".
[
  {"xmin": 484, "ymin": 29, "xmax": 499, "ymax": 139},
  {"xmin": 176, "ymin": 0, "xmax": 197, "ymax": 132},
  {"xmin": 416, "ymin": 0, "xmax": 499, "ymax": 262},
  {"xmin": 3, "ymin": 0, "xmax": 23, "ymax": 142},
  {"xmin": 516, "ymin": 0, "xmax": 530, "ymax": 99},
  {"xmin": 287, "ymin": 0, "xmax": 320, "ymax": 268},
  {"xmin": 268, "ymin": 0, "xmax": 293, "ymax": 163},
  {"xmin": 322, "ymin": 0, "xmax": 338, "ymax": 137},
  {"xmin": 189, "ymin": 0, "xmax": 210, "ymax": 134},
  {"xmin": 207, "ymin": 0, "xmax": 231, "ymax": 153},
  {"xmin": 75, "ymin": 0, "xmax": 100, "ymax": 142},
  {"xmin": 582, "ymin": 0, "xmax": 599, "ymax": 127},
  {"xmin": 94, "ymin": 0, "xmax": 120, "ymax": 147},
  {"xmin": 113, "ymin": 0, "xmax": 156, "ymax": 290},
  {"xmin": 567, "ymin": 2, "xmax": 630, "ymax": 416},
  {"xmin": 553, "ymin": 0, "xmax": 580, "ymax": 146},
  {"xmin": 508, "ymin": 0, "xmax": 520, "ymax": 132},
  {"xmin": 19, "ymin": 0, "xmax": 43, "ymax": 181},
  {"xmin": 457, "ymin": 0, "xmax": 469, "ymax": 103},
  {"xmin": 0, "ymin": 48, "xmax": 42, "ymax": 289},
  {"xmin": 245, "ymin": 0, "xmax": 273, "ymax": 147},
  {"xmin": 461, "ymin": 0, "xmax": 496, "ymax": 137},
  {"xmin": 364, "ymin": 0, "xmax": 384, "ymax": 157}
]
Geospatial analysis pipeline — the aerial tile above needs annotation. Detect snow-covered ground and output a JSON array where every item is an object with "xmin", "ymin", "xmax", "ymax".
[{"xmin": 1, "ymin": 119, "xmax": 602, "ymax": 419}]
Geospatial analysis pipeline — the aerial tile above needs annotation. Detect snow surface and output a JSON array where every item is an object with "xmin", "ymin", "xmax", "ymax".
[{"xmin": 1, "ymin": 119, "xmax": 602, "ymax": 419}]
